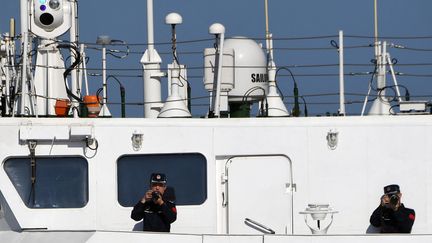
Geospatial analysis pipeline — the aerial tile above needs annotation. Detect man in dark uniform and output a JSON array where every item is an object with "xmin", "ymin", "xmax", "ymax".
[
  {"xmin": 131, "ymin": 173, "xmax": 177, "ymax": 232},
  {"xmin": 370, "ymin": 184, "xmax": 415, "ymax": 233}
]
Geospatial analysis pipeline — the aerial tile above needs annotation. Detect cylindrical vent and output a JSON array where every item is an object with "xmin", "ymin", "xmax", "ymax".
[{"xmin": 203, "ymin": 48, "xmax": 235, "ymax": 92}]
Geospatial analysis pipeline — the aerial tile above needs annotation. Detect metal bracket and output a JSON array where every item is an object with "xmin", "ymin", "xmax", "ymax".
[
  {"xmin": 286, "ymin": 183, "xmax": 297, "ymax": 192},
  {"xmin": 27, "ymin": 140, "xmax": 37, "ymax": 205},
  {"xmin": 221, "ymin": 173, "xmax": 228, "ymax": 184}
]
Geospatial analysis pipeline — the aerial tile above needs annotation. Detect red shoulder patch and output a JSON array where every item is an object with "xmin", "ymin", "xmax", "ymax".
[
  {"xmin": 409, "ymin": 213, "xmax": 415, "ymax": 221},
  {"xmin": 171, "ymin": 207, "xmax": 177, "ymax": 213}
]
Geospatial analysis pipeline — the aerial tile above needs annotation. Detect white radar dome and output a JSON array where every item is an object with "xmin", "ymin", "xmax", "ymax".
[
  {"xmin": 224, "ymin": 37, "xmax": 268, "ymax": 102},
  {"xmin": 209, "ymin": 23, "xmax": 225, "ymax": 35},
  {"xmin": 165, "ymin": 12, "xmax": 182, "ymax": 25}
]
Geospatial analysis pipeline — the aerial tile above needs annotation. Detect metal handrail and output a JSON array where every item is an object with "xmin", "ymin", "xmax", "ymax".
[{"xmin": 244, "ymin": 218, "xmax": 275, "ymax": 234}]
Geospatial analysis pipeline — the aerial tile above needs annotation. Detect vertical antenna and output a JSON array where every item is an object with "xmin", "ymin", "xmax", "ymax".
[
  {"xmin": 141, "ymin": 0, "xmax": 163, "ymax": 118},
  {"xmin": 264, "ymin": 0, "xmax": 270, "ymax": 40},
  {"xmin": 19, "ymin": 0, "xmax": 29, "ymax": 116},
  {"xmin": 264, "ymin": 0, "xmax": 272, "ymax": 57},
  {"xmin": 147, "ymin": 0, "xmax": 155, "ymax": 60},
  {"xmin": 338, "ymin": 30, "xmax": 345, "ymax": 116},
  {"xmin": 262, "ymin": 0, "xmax": 289, "ymax": 117},
  {"xmin": 70, "ymin": 0, "xmax": 79, "ymax": 117},
  {"xmin": 374, "ymin": 0, "xmax": 378, "ymax": 56}
]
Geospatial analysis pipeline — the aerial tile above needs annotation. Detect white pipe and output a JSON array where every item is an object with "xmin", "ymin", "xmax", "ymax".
[
  {"xmin": 374, "ymin": 0, "xmax": 379, "ymax": 57},
  {"xmin": 27, "ymin": 62, "xmax": 38, "ymax": 117},
  {"xmin": 338, "ymin": 30, "xmax": 346, "ymax": 116},
  {"xmin": 81, "ymin": 44, "xmax": 89, "ymax": 96},
  {"xmin": 213, "ymin": 33, "xmax": 225, "ymax": 117},
  {"xmin": 98, "ymin": 46, "xmax": 111, "ymax": 117},
  {"xmin": 142, "ymin": 0, "xmax": 162, "ymax": 118},
  {"xmin": 102, "ymin": 47, "xmax": 107, "ymax": 105},
  {"xmin": 361, "ymin": 41, "xmax": 381, "ymax": 116},
  {"xmin": 377, "ymin": 41, "xmax": 386, "ymax": 91},
  {"xmin": 147, "ymin": 0, "xmax": 155, "ymax": 60},
  {"xmin": 264, "ymin": 0, "xmax": 270, "ymax": 40},
  {"xmin": 70, "ymin": 0, "xmax": 79, "ymax": 117},
  {"xmin": 20, "ymin": 0, "xmax": 29, "ymax": 116},
  {"xmin": 386, "ymin": 53, "xmax": 402, "ymax": 102},
  {"xmin": 4, "ymin": 41, "xmax": 11, "ymax": 115}
]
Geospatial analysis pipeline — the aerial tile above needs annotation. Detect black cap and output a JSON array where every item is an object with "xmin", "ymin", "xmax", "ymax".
[
  {"xmin": 150, "ymin": 173, "xmax": 167, "ymax": 184},
  {"xmin": 384, "ymin": 184, "xmax": 400, "ymax": 195}
]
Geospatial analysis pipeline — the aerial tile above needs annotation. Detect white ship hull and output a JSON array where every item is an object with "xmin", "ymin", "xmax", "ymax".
[
  {"xmin": 1, "ymin": 230, "xmax": 432, "ymax": 243},
  {"xmin": 0, "ymin": 116, "xmax": 431, "ymax": 242}
]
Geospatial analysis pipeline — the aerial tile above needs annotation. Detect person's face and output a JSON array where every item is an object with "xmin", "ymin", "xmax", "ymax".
[{"xmin": 151, "ymin": 182, "xmax": 166, "ymax": 194}]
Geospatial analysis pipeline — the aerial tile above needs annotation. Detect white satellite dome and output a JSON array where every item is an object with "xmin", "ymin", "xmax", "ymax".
[
  {"xmin": 203, "ymin": 37, "xmax": 268, "ymax": 103},
  {"xmin": 224, "ymin": 37, "xmax": 268, "ymax": 102}
]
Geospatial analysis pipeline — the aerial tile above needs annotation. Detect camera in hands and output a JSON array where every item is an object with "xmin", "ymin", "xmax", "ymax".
[
  {"xmin": 389, "ymin": 194, "xmax": 400, "ymax": 206},
  {"xmin": 151, "ymin": 191, "xmax": 160, "ymax": 203}
]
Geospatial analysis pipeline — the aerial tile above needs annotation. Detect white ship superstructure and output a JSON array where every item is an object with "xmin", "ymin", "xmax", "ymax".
[{"xmin": 0, "ymin": 0, "xmax": 431, "ymax": 242}]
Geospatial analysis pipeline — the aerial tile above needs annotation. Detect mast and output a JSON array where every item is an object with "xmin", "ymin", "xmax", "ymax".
[
  {"xmin": 264, "ymin": 0, "xmax": 270, "ymax": 40},
  {"xmin": 19, "ymin": 0, "xmax": 29, "ymax": 116},
  {"xmin": 263, "ymin": 0, "xmax": 289, "ymax": 117},
  {"xmin": 374, "ymin": 0, "xmax": 378, "ymax": 56},
  {"xmin": 141, "ymin": 0, "xmax": 163, "ymax": 118}
]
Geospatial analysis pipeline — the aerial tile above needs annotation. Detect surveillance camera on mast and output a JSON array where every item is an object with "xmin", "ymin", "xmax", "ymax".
[
  {"xmin": 30, "ymin": 0, "xmax": 72, "ymax": 39},
  {"xmin": 22, "ymin": 0, "xmax": 75, "ymax": 116}
]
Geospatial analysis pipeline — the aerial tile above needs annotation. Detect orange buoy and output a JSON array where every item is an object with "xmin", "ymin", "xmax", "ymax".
[
  {"xmin": 83, "ymin": 95, "xmax": 101, "ymax": 118},
  {"xmin": 54, "ymin": 99, "xmax": 71, "ymax": 117}
]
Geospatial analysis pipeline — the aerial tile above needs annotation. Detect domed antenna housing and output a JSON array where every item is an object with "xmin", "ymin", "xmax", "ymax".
[
  {"xmin": 165, "ymin": 12, "xmax": 183, "ymax": 25},
  {"xmin": 158, "ymin": 13, "xmax": 191, "ymax": 118},
  {"xmin": 209, "ymin": 23, "xmax": 225, "ymax": 35}
]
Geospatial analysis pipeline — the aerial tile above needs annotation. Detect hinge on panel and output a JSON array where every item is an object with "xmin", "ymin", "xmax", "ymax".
[
  {"xmin": 221, "ymin": 173, "xmax": 228, "ymax": 184},
  {"xmin": 286, "ymin": 183, "xmax": 297, "ymax": 192}
]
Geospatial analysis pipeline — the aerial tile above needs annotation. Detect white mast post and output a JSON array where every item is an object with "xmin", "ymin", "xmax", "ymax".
[
  {"xmin": 157, "ymin": 13, "xmax": 191, "ymax": 118},
  {"xmin": 141, "ymin": 0, "xmax": 163, "ymax": 118},
  {"xmin": 99, "ymin": 45, "xmax": 111, "ymax": 117},
  {"xmin": 214, "ymin": 31, "xmax": 225, "ymax": 118},
  {"xmin": 263, "ymin": 0, "xmax": 289, "ymax": 117},
  {"xmin": 208, "ymin": 23, "xmax": 225, "ymax": 118},
  {"xmin": 147, "ymin": 0, "xmax": 154, "ymax": 60},
  {"xmin": 374, "ymin": 0, "xmax": 379, "ymax": 57},
  {"xmin": 19, "ymin": 0, "xmax": 29, "ymax": 116},
  {"xmin": 70, "ymin": 0, "xmax": 80, "ymax": 117},
  {"xmin": 338, "ymin": 30, "xmax": 346, "ymax": 116}
]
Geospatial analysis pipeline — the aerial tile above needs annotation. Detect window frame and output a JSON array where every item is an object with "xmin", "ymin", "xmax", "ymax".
[
  {"xmin": 116, "ymin": 153, "xmax": 208, "ymax": 207},
  {"xmin": 3, "ymin": 155, "xmax": 89, "ymax": 209}
]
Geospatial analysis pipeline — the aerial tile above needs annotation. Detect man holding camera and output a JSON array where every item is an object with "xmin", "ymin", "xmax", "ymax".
[
  {"xmin": 131, "ymin": 173, "xmax": 177, "ymax": 232},
  {"xmin": 370, "ymin": 184, "xmax": 415, "ymax": 233}
]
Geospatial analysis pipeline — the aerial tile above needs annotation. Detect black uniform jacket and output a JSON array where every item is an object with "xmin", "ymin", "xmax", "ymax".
[
  {"xmin": 131, "ymin": 199, "xmax": 177, "ymax": 232},
  {"xmin": 370, "ymin": 203, "xmax": 415, "ymax": 233}
]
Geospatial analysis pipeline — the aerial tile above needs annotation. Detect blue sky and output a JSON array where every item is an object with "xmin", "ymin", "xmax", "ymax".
[{"xmin": 1, "ymin": 0, "xmax": 432, "ymax": 117}]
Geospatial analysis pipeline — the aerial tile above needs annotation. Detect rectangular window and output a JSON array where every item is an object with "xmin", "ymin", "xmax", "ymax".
[
  {"xmin": 117, "ymin": 153, "xmax": 207, "ymax": 206},
  {"xmin": 4, "ymin": 156, "xmax": 88, "ymax": 208}
]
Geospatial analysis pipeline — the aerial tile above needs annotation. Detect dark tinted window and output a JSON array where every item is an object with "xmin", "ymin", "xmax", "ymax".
[
  {"xmin": 4, "ymin": 157, "xmax": 88, "ymax": 208},
  {"xmin": 118, "ymin": 153, "xmax": 207, "ymax": 206}
]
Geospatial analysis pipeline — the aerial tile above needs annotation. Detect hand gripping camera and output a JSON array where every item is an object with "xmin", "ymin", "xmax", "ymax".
[
  {"xmin": 30, "ymin": 0, "xmax": 72, "ymax": 39},
  {"xmin": 151, "ymin": 191, "xmax": 161, "ymax": 203}
]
